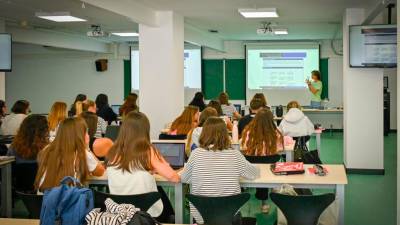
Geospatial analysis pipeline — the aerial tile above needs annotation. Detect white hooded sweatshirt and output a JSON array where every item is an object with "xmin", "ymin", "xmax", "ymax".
[{"xmin": 278, "ymin": 108, "xmax": 315, "ymax": 137}]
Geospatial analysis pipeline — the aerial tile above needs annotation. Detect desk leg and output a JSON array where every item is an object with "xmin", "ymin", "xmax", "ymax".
[
  {"xmin": 1, "ymin": 164, "xmax": 12, "ymax": 217},
  {"xmin": 174, "ymin": 183, "xmax": 183, "ymax": 224},
  {"xmin": 336, "ymin": 184, "xmax": 345, "ymax": 225},
  {"xmin": 316, "ymin": 133, "xmax": 321, "ymax": 152},
  {"xmin": 286, "ymin": 151, "xmax": 294, "ymax": 162}
]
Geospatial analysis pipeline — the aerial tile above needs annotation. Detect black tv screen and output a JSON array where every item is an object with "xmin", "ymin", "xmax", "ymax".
[
  {"xmin": 349, "ymin": 25, "xmax": 397, "ymax": 68},
  {"xmin": 0, "ymin": 34, "xmax": 11, "ymax": 72}
]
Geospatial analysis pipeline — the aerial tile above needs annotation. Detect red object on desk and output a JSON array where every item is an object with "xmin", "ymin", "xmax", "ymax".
[
  {"xmin": 308, "ymin": 167, "xmax": 329, "ymax": 174},
  {"xmin": 273, "ymin": 162, "xmax": 304, "ymax": 173}
]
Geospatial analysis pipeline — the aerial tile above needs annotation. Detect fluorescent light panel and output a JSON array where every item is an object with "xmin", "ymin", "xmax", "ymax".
[
  {"xmin": 36, "ymin": 12, "xmax": 86, "ymax": 22},
  {"xmin": 274, "ymin": 29, "xmax": 288, "ymax": 35},
  {"xmin": 238, "ymin": 8, "xmax": 278, "ymax": 18},
  {"xmin": 112, "ymin": 32, "xmax": 139, "ymax": 37}
]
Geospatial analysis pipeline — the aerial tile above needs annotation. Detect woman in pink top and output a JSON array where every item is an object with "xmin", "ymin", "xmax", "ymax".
[{"xmin": 240, "ymin": 108, "xmax": 293, "ymax": 213}]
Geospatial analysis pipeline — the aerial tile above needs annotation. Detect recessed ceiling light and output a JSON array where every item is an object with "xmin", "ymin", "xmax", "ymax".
[
  {"xmin": 238, "ymin": 8, "xmax": 279, "ymax": 18},
  {"xmin": 274, "ymin": 29, "xmax": 288, "ymax": 35},
  {"xmin": 35, "ymin": 12, "xmax": 86, "ymax": 22},
  {"xmin": 112, "ymin": 32, "xmax": 139, "ymax": 37}
]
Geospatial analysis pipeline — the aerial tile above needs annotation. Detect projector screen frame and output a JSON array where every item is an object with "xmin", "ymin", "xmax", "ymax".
[
  {"xmin": 0, "ymin": 33, "xmax": 12, "ymax": 72},
  {"xmin": 245, "ymin": 41, "xmax": 321, "ymax": 106},
  {"xmin": 349, "ymin": 24, "xmax": 397, "ymax": 68}
]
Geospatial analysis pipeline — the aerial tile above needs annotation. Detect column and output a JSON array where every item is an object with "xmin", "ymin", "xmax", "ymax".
[
  {"xmin": 139, "ymin": 11, "xmax": 184, "ymax": 138},
  {"xmin": 343, "ymin": 9, "xmax": 384, "ymax": 173}
]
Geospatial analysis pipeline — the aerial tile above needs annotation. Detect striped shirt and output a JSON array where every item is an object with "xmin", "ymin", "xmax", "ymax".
[
  {"xmin": 95, "ymin": 117, "xmax": 108, "ymax": 138},
  {"xmin": 181, "ymin": 148, "xmax": 259, "ymax": 223}
]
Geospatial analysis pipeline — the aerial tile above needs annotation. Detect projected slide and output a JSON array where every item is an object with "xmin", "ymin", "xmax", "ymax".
[
  {"xmin": 131, "ymin": 49, "xmax": 201, "ymax": 91},
  {"xmin": 247, "ymin": 49, "xmax": 319, "ymax": 89},
  {"xmin": 184, "ymin": 49, "xmax": 201, "ymax": 89}
]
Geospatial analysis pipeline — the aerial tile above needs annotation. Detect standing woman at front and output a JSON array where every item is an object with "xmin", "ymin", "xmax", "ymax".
[{"xmin": 306, "ymin": 70, "xmax": 323, "ymax": 109}]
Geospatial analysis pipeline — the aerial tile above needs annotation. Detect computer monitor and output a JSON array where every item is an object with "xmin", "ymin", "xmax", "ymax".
[
  {"xmin": 111, "ymin": 105, "xmax": 121, "ymax": 115},
  {"xmin": 152, "ymin": 140, "xmax": 186, "ymax": 169}
]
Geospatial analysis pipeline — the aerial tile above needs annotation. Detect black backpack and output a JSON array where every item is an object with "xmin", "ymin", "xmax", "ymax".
[
  {"xmin": 128, "ymin": 211, "xmax": 161, "ymax": 225},
  {"xmin": 276, "ymin": 105, "xmax": 284, "ymax": 117}
]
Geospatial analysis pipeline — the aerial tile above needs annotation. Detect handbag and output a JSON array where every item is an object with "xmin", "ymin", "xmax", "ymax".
[{"xmin": 294, "ymin": 136, "xmax": 322, "ymax": 164}]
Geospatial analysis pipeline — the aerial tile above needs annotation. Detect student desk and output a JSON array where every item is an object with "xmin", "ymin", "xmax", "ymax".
[
  {"xmin": 0, "ymin": 218, "xmax": 188, "ymax": 225},
  {"xmin": 0, "ymin": 157, "xmax": 14, "ymax": 217},
  {"xmin": 89, "ymin": 173, "xmax": 184, "ymax": 224},
  {"xmin": 302, "ymin": 109, "xmax": 344, "ymax": 130},
  {"xmin": 90, "ymin": 164, "xmax": 347, "ymax": 225}
]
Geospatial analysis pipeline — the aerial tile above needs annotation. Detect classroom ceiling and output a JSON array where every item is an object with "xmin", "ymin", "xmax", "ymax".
[
  {"xmin": 0, "ymin": 0, "xmax": 390, "ymax": 44},
  {"xmin": 0, "ymin": 0, "xmax": 139, "ymax": 42}
]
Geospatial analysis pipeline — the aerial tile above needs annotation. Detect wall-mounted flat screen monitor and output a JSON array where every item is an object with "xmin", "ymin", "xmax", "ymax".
[{"xmin": 350, "ymin": 25, "xmax": 397, "ymax": 68}]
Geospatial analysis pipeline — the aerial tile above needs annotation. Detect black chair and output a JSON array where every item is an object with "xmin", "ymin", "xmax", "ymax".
[
  {"xmin": 15, "ymin": 191, "xmax": 43, "ymax": 219},
  {"xmin": 244, "ymin": 155, "xmax": 281, "ymax": 164},
  {"xmin": 105, "ymin": 125, "xmax": 120, "ymax": 142},
  {"xmin": 13, "ymin": 163, "xmax": 38, "ymax": 192},
  {"xmin": 186, "ymin": 193, "xmax": 251, "ymax": 225},
  {"xmin": 270, "ymin": 192, "xmax": 335, "ymax": 225},
  {"xmin": 93, "ymin": 190, "xmax": 161, "ymax": 212},
  {"xmin": 158, "ymin": 133, "xmax": 187, "ymax": 140}
]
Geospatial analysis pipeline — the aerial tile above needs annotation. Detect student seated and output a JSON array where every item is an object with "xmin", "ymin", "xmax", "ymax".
[
  {"xmin": 186, "ymin": 107, "xmax": 218, "ymax": 154},
  {"xmin": 35, "ymin": 117, "xmax": 105, "ymax": 192},
  {"xmin": 189, "ymin": 92, "xmax": 206, "ymax": 112},
  {"xmin": 0, "ymin": 100, "xmax": 6, "ymax": 126},
  {"xmin": 107, "ymin": 111, "xmax": 179, "ymax": 218},
  {"xmin": 119, "ymin": 93, "xmax": 139, "ymax": 117},
  {"xmin": 207, "ymin": 100, "xmax": 233, "ymax": 131},
  {"xmin": 181, "ymin": 117, "xmax": 259, "ymax": 224},
  {"xmin": 80, "ymin": 111, "xmax": 100, "ymax": 151},
  {"xmin": 82, "ymin": 100, "xmax": 107, "ymax": 138},
  {"xmin": 241, "ymin": 109, "xmax": 289, "ymax": 213},
  {"xmin": 48, "ymin": 102, "xmax": 67, "ymax": 142},
  {"xmin": 238, "ymin": 97, "xmax": 264, "ymax": 137},
  {"xmin": 278, "ymin": 101, "xmax": 314, "ymax": 137},
  {"xmin": 1, "ymin": 100, "xmax": 30, "ymax": 136},
  {"xmin": 95, "ymin": 94, "xmax": 118, "ymax": 125},
  {"xmin": 69, "ymin": 94, "xmax": 87, "ymax": 117},
  {"xmin": 218, "ymin": 92, "xmax": 241, "ymax": 119},
  {"xmin": 8, "ymin": 115, "xmax": 49, "ymax": 192},
  {"xmin": 168, "ymin": 105, "xmax": 199, "ymax": 136},
  {"xmin": 252, "ymin": 93, "xmax": 268, "ymax": 108}
]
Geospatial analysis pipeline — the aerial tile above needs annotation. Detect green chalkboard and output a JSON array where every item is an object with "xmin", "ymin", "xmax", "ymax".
[
  {"xmin": 320, "ymin": 58, "xmax": 329, "ymax": 99},
  {"xmin": 225, "ymin": 59, "xmax": 246, "ymax": 100},
  {"xmin": 202, "ymin": 60, "xmax": 224, "ymax": 99},
  {"xmin": 123, "ymin": 60, "xmax": 132, "ymax": 98}
]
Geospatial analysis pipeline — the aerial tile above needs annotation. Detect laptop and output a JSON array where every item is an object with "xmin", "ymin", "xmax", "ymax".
[
  {"xmin": 111, "ymin": 105, "xmax": 121, "ymax": 115},
  {"xmin": 105, "ymin": 125, "xmax": 120, "ymax": 142},
  {"xmin": 152, "ymin": 140, "xmax": 186, "ymax": 169}
]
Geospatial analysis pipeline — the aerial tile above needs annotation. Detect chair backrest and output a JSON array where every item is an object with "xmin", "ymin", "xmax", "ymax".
[
  {"xmin": 158, "ymin": 133, "xmax": 187, "ymax": 140},
  {"xmin": 105, "ymin": 125, "xmax": 120, "ymax": 142},
  {"xmin": 270, "ymin": 192, "xmax": 335, "ymax": 225},
  {"xmin": 93, "ymin": 190, "xmax": 161, "ymax": 212},
  {"xmin": 16, "ymin": 191, "xmax": 43, "ymax": 219},
  {"xmin": 244, "ymin": 155, "xmax": 281, "ymax": 164},
  {"xmin": 14, "ymin": 163, "xmax": 38, "ymax": 192},
  {"xmin": 186, "ymin": 193, "xmax": 250, "ymax": 225}
]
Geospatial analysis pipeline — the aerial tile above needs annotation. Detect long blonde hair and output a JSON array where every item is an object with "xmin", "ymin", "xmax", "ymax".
[
  {"xmin": 107, "ymin": 111, "xmax": 161, "ymax": 172},
  {"xmin": 170, "ymin": 106, "xmax": 199, "ymax": 135},
  {"xmin": 242, "ymin": 109, "xmax": 283, "ymax": 156},
  {"xmin": 35, "ymin": 117, "xmax": 89, "ymax": 191},
  {"xmin": 199, "ymin": 117, "xmax": 231, "ymax": 151},
  {"xmin": 48, "ymin": 102, "xmax": 67, "ymax": 131}
]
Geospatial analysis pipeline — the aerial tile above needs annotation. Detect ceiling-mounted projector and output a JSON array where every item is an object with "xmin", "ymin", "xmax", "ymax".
[{"xmin": 87, "ymin": 25, "xmax": 108, "ymax": 37}]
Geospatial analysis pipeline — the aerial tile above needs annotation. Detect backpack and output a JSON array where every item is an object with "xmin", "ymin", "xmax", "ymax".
[
  {"xmin": 40, "ymin": 176, "xmax": 94, "ymax": 225},
  {"xmin": 127, "ymin": 211, "xmax": 161, "ymax": 225},
  {"xmin": 276, "ymin": 105, "xmax": 284, "ymax": 117},
  {"xmin": 293, "ymin": 136, "xmax": 322, "ymax": 164}
]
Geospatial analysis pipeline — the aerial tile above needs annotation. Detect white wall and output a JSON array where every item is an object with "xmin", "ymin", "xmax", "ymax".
[{"xmin": 6, "ymin": 43, "xmax": 126, "ymax": 113}]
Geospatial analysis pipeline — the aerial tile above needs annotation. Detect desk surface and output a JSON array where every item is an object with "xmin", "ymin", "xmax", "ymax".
[
  {"xmin": 90, "ymin": 164, "xmax": 347, "ymax": 185},
  {"xmin": 243, "ymin": 164, "xmax": 347, "ymax": 185},
  {"xmin": 0, "ymin": 157, "xmax": 15, "ymax": 166},
  {"xmin": 302, "ymin": 109, "xmax": 344, "ymax": 113},
  {"xmin": 0, "ymin": 219, "xmax": 187, "ymax": 225}
]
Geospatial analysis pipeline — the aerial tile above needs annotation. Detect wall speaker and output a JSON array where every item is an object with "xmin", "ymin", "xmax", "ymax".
[{"xmin": 95, "ymin": 59, "xmax": 108, "ymax": 72}]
